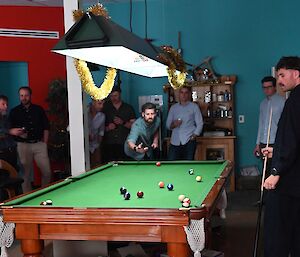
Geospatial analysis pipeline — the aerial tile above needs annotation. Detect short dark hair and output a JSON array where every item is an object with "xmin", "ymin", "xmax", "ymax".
[
  {"xmin": 0, "ymin": 95, "xmax": 8, "ymax": 102},
  {"xmin": 261, "ymin": 76, "xmax": 276, "ymax": 87},
  {"xmin": 111, "ymin": 86, "xmax": 121, "ymax": 93},
  {"xmin": 179, "ymin": 86, "xmax": 191, "ymax": 92},
  {"xmin": 142, "ymin": 102, "xmax": 156, "ymax": 113},
  {"xmin": 275, "ymin": 56, "xmax": 300, "ymax": 72},
  {"xmin": 18, "ymin": 86, "xmax": 32, "ymax": 95}
]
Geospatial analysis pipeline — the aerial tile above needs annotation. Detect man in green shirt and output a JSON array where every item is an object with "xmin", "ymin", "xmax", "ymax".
[{"xmin": 124, "ymin": 102, "xmax": 160, "ymax": 161}]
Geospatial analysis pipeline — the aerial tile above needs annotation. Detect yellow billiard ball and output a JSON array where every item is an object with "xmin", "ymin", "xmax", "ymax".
[
  {"xmin": 196, "ymin": 176, "xmax": 202, "ymax": 182},
  {"xmin": 178, "ymin": 194, "xmax": 186, "ymax": 202}
]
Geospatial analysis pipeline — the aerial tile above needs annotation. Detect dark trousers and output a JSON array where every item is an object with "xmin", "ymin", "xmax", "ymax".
[
  {"xmin": 103, "ymin": 143, "xmax": 128, "ymax": 162},
  {"xmin": 264, "ymin": 190, "xmax": 300, "ymax": 257},
  {"xmin": 168, "ymin": 140, "xmax": 196, "ymax": 161}
]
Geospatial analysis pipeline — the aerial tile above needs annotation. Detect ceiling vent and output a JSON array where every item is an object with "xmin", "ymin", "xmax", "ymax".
[{"xmin": 0, "ymin": 28, "xmax": 59, "ymax": 39}]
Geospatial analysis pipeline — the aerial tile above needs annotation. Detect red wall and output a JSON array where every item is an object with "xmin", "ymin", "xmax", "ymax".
[
  {"xmin": 0, "ymin": 6, "xmax": 66, "ymax": 108},
  {"xmin": 0, "ymin": 6, "xmax": 67, "ymax": 183}
]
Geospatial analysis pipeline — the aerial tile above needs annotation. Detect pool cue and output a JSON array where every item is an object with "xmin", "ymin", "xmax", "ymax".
[{"xmin": 253, "ymin": 107, "xmax": 273, "ymax": 257}]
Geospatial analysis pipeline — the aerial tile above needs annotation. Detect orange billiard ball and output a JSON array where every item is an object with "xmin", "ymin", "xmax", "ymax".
[{"xmin": 158, "ymin": 181, "xmax": 165, "ymax": 188}]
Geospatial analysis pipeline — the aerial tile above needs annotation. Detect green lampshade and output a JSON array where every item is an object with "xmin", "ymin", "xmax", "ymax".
[{"xmin": 52, "ymin": 13, "xmax": 168, "ymax": 78}]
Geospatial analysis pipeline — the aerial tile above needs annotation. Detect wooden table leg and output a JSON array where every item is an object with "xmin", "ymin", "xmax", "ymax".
[
  {"xmin": 21, "ymin": 239, "xmax": 44, "ymax": 257},
  {"xmin": 167, "ymin": 242, "xmax": 189, "ymax": 257}
]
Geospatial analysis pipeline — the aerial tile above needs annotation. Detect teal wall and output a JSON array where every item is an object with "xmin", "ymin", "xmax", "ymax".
[
  {"xmin": 84, "ymin": 0, "xmax": 300, "ymax": 172},
  {"xmin": 0, "ymin": 62, "xmax": 28, "ymax": 110}
]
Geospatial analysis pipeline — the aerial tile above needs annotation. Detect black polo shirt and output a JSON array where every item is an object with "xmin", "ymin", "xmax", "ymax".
[
  {"xmin": 103, "ymin": 101, "xmax": 136, "ymax": 145},
  {"xmin": 9, "ymin": 103, "xmax": 50, "ymax": 142}
]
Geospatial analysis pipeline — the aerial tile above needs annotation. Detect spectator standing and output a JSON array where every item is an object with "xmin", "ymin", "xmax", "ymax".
[
  {"xmin": 88, "ymin": 99, "xmax": 105, "ymax": 168},
  {"xmin": 166, "ymin": 86, "xmax": 203, "ymax": 160},
  {"xmin": 253, "ymin": 76, "xmax": 285, "ymax": 176},
  {"xmin": 0, "ymin": 95, "xmax": 18, "ymax": 170},
  {"xmin": 102, "ymin": 87, "xmax": 135, "ymax": 161},
  {"xmin": 9, "ymin": 86, "xmax": 51, "ymax": 193}
]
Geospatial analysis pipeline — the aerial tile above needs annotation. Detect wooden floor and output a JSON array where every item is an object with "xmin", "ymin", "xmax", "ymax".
[{"xmin": 5, "ymin": 190, "xmax": 261, "ymax": 257}]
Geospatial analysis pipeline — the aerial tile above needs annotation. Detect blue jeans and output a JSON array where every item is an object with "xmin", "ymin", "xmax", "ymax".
[{"xmin": 168, "ymin": 140, "xmax": 196, "ymax": 160}]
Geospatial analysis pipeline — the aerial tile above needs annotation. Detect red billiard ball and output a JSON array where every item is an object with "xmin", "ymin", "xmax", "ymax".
[
  {"xmin": 156, "ymin": 162, "xmax": 161, "ymax": 167},
  {"xmin": 137, "ymin": 191, "xmax": 144, "ymax": 198},
  {"xmin": 158, "ymin": 181, "xmax": 165, "ymax": 188}
]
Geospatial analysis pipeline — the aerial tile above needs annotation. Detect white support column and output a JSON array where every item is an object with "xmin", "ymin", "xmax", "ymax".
[{"xmin": 63, "ymin": 0, "xmax": 86, "ymax": 176}]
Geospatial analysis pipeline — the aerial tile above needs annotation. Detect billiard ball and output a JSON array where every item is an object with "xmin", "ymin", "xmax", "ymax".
[
  {"xmin": 156, "ymin": 162, "xmax": 161, "ymax": 167},
  {"xmin": 158, "ymin": 181, "xmax": 165, "ymax": 188},
  {"xmin": 188, "ymin": 168, "xmax": 194, "ymax": 175},
  {"xmin": 45, "ymin": 199, "xmax": 53, "ymax": 205},
  {"xmin": 40, "ymin": 201, "xmax": 47, "ymax": 206},
  {"xmin": 178, "ymin": 194, "xmax": 186, "ymax": 202},
  {"xmin": 196, "ymin": 176, "xmax": 202, "ymax": 182},
  {"xmin": 137, "ymin": 191, "xmax": 144, "ymax": 198},
  {"xmin": 167, "ymin": 183, "xmax": 174, "ymax": 191},
  {"xmin": 120, "ymin": 186, "xmax": 127, "ymax": 195},
  {"xmin": 124, "ymin": 192, "xmax": 131, "ymax": 200},
  {"xmin": 183, "ymin": 197, "xmax": 191, "ymax": 204},
  {"xmin": 182, "ymin": 201, "xmax": 190, "ymax": 208}
]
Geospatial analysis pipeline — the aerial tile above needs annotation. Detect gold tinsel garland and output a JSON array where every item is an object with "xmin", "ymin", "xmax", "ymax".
[
  {"xmin": 72, "ymin": 4, "xmax": 115, "ymax": 100},
  {"xmin": 159, "ymin": 46, "xmax": 187, "ymax": 89},
  {"xmin": 74, "ymin": 59, "xmax": 117, "ymax": 100}
]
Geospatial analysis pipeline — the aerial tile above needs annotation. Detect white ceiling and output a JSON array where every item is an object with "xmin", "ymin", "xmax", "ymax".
[{"xmin": 0, "ymin": 0, "xmax": 131, "ymax": 7}]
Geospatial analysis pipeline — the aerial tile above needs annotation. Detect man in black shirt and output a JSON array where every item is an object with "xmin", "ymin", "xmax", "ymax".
[
  {"xmin": 9, "ymin": 86, "xmax": 51, "ymax": 193},
  {"xmin": 262, "ymin": 56, "xmax": 300, "ymax": 257},
  {"xmin": 102, "ymin": 87, "xmax": 136, "ymax": 161}
]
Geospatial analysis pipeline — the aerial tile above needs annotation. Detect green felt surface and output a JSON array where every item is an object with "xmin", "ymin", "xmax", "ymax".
[{"xmin": 4, "ymin": 161, "xmax": 227, "ymax": 209}]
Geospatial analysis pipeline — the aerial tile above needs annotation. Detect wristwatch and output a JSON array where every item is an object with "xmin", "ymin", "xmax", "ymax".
[{"xmin": 271, "ymin": 167, "xmax": 280, "ymax": 176}]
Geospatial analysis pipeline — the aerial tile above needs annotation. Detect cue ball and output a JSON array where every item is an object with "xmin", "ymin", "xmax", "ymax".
[
  {"xmin": 45, "ymin": 200, "xmax": 53, "ymax": 205},
  {"xmin": 178, "ymin": 194, "xmax": 186, "ymax": 202},
  {"xmin": 156, "ymin": 162, "xmax": 161, "ymax": 166},
  {"xmin": 137, "ymin": 191, "xmax": 144, "ymax": 198},
  {"xmin": 188, "ymin": 168, "xmax": 194, "ymax": 175},
  {"xmin": 124, "ymin": 192, "xmax": 131, "ymax": 200},
  {"xmin": 196, "ymin": 176, "xmax": 202, "ymax": 182},
  {"xmin": 120, "ymin": 186, "xmax": 127, "ymax": 195},
  {"xmin": 158, "ymin": 181, "xmax": 165, "ymax": 188},
  {"xmin": 167, "ymin": 183, "xmax": 174, "ymax": 191}
]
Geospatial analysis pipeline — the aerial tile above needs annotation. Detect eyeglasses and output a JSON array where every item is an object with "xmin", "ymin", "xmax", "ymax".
[{"xmin": 262, "ymin": 86, "xmax": 274, "ymax": 89}]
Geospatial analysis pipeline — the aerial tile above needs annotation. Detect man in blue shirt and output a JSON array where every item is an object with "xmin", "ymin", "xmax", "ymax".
[
  {"xmin": 166, "ymin": 86, "xmax": 203, "ymax": 160},
  {"xmin": 124, "ymin": 102, "xmax": 160, "ymax": 161},
  {"xmin": 253, "ymin": 76, "xmax": 285, "ymax": 175}
]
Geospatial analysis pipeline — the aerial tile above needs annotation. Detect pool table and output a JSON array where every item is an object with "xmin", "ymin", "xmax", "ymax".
[{"xmin": 1, "ymin": 160, "xmax": 232, "ymax": 257}]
